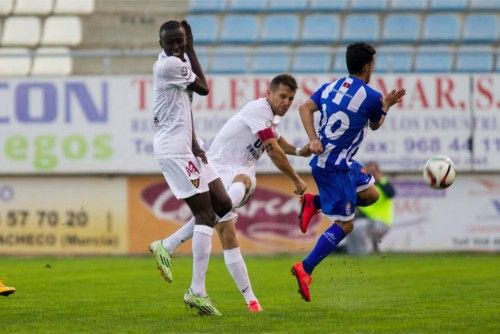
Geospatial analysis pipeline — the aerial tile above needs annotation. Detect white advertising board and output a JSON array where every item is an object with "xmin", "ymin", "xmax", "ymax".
[
  {"xmin": 384, "ymin": 175, "xmax": 500, "ymax": 252},
  {"xmin": 1, "ymin": 74, "xmax": 499, "ymax": 173}
]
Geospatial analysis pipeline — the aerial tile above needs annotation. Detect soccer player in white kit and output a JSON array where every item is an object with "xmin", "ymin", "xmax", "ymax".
[
  {"xmin": 151, "ymin": 74, "xmax": 311, "ymax": 313},
  {"xmin": 148, "ymin": 20, "xmax": 232, "ymax": 316}
]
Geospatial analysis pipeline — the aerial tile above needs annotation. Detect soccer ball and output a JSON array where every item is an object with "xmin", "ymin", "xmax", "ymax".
[{"xmin": 423, "ymin": 156, "xmax": 456, "ymax": 189}]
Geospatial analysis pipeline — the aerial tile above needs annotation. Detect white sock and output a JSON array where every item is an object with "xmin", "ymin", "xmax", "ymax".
[
  {"xmin": 224, "ymin": 247, "xmax": 257, "ymax": 303},
  {"xmin": 161, "ymin": 217, "xmax": 195, "ymax": 254},
  {"xmin": 191, "ymin": 224, "xmax": 214, "ymax": 297},
  {"xmin": 227, "ymin": 182, "xmax": 246, "ymax": 208}
]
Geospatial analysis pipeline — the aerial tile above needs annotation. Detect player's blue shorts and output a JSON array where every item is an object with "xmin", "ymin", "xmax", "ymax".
[{"xmin": 311, "ymin": 160, "xmax": 374, "ymax": 221}]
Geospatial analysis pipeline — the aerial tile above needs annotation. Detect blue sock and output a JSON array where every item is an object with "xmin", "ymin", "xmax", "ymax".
[
  {"xmin": 303, "ymin": 224, "xmax": 346, "ymax": 275},
  {"xmin": 313, "ymin": 195, "xmax": 321, "ymax": 209}
]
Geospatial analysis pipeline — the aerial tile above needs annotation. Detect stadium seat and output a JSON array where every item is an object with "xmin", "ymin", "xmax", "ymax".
[
  {"xmin": 463, "ymin": 14, "xmax": 498, "ymax": 43},
  {"xmin": 309, "ymin": 0, "xmax": 348, "ymax": 10},
  {"xmin": 0, "ymin": 0, "xmax": 13, "ymax": 15},
  {"xmin": 261, "ymin": 15, "xmax": 299, "ymax": 44},
  {"xmin": 186, "ymin": 15, "xmax": 218, "ymax": 44},
  {"xmin": 376, "ymin": 46, "xmax": 414, "ymax": 72},
  {"xmin": 455, "ymin": 46, "xmax": 494, "ymax": 72},
  {"xmin": 1, "ymin": 16, "xmax": 41, "ymax": 47},
  {"xmin": 390, "ymin": 0, "xmax": 427, "ymax": 10},
  {"xmin": 252, "ymin": 47, "xmax": 291, "ymax": 73},
  {"xmin": 342, "ymin": 14, "xmax": 380, "ymax": 42},
  {"xmin": 429, "ymin": 0, "xmax": 468, "ymax": 11},
  {"xmin": 0, "ymin": 48, "xmax": 31, "ymax": 76},
  {"xmin": 269, "ymin": 0, "xmax": 308, "ymax": 12},
  {"xmin": 31, "ymin": 47, "xmax": 72, "ymax": 75},
  {"xmin": 13, "ymin": 0, "xmax": 53, "ymax": 14},
  {"xmin": 195, "ymin": 46, "xmax": 210, "ymax": 71},
  {"xmin": 189, "ymin": 0, "xmax": 227, "ymax": 13},
  {"xmin": 415, "ymin": 46, "xmax": 454, "ymax": 72},
  {"xmin": 496, "ymin": 52, "xmax": 500, "ymax": 71},
  {"xmin": 382, "ymin": 14, "xmax": 420, "ymax": 43},
  {"xmin": 301, "ymin": 14, "xmax": 340, "ymax": 43},
  {"xmin": 422, "ymin": 14, "xmax": 461, "ymax": 43},
  {"xmin": 228, "ymin": 0, "xmax": 267, "ymax": 12},
  {"xmin": 350, "ymin": 0, "xmax": 389, "ymax": 11},
  {"xmin": 41, "ymin": 16, "xmax": 82, "ymax": 46},
  {"xmin": 220, "ymin": 15, "xmax": 258, "ymax": 44},
  {"xmin": 53, "ymin": 0, "xmax": 95, "ymax": 14},
  {"xmin": 333, "ymin": 48, "xmax": 347, "ymax": 73},
  {"xmin": 210, "ymin": 46, "xmax": 251, "ymax": 73},
  {"xmin": 470, "ymin": 0, "xmax": 500, "ymax": 9},
  {"xmin": 292, "ymin": 47, "xmax": 332, "ymax": 73}
]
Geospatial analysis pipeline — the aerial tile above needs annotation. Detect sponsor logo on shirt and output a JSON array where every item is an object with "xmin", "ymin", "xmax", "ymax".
[{"xmin": 181, "ymin": 67, "xmax": 188, "ymax": 76}]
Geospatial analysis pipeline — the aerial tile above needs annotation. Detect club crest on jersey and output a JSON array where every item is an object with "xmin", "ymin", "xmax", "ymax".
[
  {"xmin": 190, "ymin": 178, "xmax": 200, "ymax": 188},
  {"xmin": 181, "ymin": 66, "xmax": 188, "ymax": 76},
  {"xmin": 345, "ymin": 202, "xmax": 352, "ymax": 215},
  {"xmin": 342, "ymin": 82, "xmax": 351, "ymax": 88}
]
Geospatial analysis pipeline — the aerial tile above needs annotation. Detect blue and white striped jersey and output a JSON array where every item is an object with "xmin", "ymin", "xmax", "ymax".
[{"xmin": 309, "ymin": 76, "xmax": 384, "ymax": 170}]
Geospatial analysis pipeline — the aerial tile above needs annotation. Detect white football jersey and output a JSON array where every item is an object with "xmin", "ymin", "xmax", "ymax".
[
  {"xmin": 208, "ymin": 98, "xmax": 281, "ymax": 168},
  {"xmin": 152, "ymin": 51, "xmax": 197, "ymax": 159}
]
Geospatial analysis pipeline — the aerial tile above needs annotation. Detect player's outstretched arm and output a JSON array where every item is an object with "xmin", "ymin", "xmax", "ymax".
[
  {"xmin": 181, "ymin": 20, "xmax": 209, "ymax": 96},
  {"xmin": 299, "ymin": 99, "xmax": 323, "ymax": 154},
  {"xmin": 277, "ymin": 137, "xmax": 312, "ymax": 157},
  {"xmin": 264, "ymin": 138, "xmax": 307, "ymax": 195}
]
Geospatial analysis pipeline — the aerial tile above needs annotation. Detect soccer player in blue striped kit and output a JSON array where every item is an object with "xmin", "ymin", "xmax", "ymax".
[{"xmin": 291, "ymin": 42, "xmax": 406, "ymax": 302}]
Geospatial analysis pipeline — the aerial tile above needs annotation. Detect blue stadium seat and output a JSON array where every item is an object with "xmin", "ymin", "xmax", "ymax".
[
  {"xmin": 228, "ymin": 0, "xmax": 267, "ymax": 12},
  {"xmin": 342, "ymin": 14, "xmax": 380, "ymax": 42},
  {"xmin": 376, "ymin": 46, "xmax": 414, "ymax": 72},
  {"xmin": 422, "ymin": 14, "xmax": 461, "ymax": 43},
  {"xmin": 390, "ymin": 0, "xmax": 427, "ymax": 10},
  {"xmin": 292, "ymin": 47, "xmax": 333, "ymax": 73},
  {"xmin": 220, "ymin": 15, "xmax": 259, "ymax": 44},
  {"xmin": 301, "ymin": 14, "xmax": 340, "ymax": 43},
  {"xmin": 269, "ymin": 0, "xmax": 308, "ymax": 12},
  {"xmin": 463, "ymin": 14, "xmax": 498, "ymax": 43},
  {"xmin": 189, "ymin": 0, "xmax": 227, "ymax": 13},
  {"xmin": 415, "ymin": 46, "xmax": 454, "ymax": 72},
  {"xmin": 252, "ymin": 47, "xmax": 291, "ymax": 73},
  {"xmin": 496, "ymin": 52, "xmax": 500, "ymax": 71},
  {"xmin": 350, "ymin": 0, "xmax": 389, "ymax": 11},
  {"xmin": 382, "ymin": 14, "xmax": 420, "ymax": 43},
  {"xmin": 429, "ymin": 0, "xmax": 468, "ymax": 11},
  {"xmin": 210, "ymin": 46, "xmax": 252, "ymax": 73},
  {"xmin": 470, "ymin": 0, "xmax": 500, "ymax": 9},
  {"xmin": 186, "ymin": 15, "xmax": 219, "ymax": 44},
  {"xmin": 195, "ymin": 46, "xmax": 210, "ymax": 71},
  {"xmin": 309, "ymin": 0, "xmax": 348, "ymax": 11},
  {"xmin": 455, "ymin": 46, "xmax": 494, "ymax": 72},
  {"xmin": 261, "ymin": 14, "xmax": 300, "ymax": 44},
  {"xmin": 333, "ymin": 48, "xmax": 347, "ymax": 73}
]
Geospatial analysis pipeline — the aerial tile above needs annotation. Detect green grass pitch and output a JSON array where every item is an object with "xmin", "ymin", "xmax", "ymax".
[{"xmin": 1, "ymin": 254, "xmax": 499, "ymax": 333}]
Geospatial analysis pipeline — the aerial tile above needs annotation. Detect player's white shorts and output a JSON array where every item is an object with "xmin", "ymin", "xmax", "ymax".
[
  {"xmin": 215, "ymin": 163, "xmax": 256, "ymax": 206},
  {"xmin": 209, "ymin": 163, "xmax": 257, "ymax": 223},
  {"xmin": 158, "ymin": 156, "xmax": 210, "ymax": 199}
]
